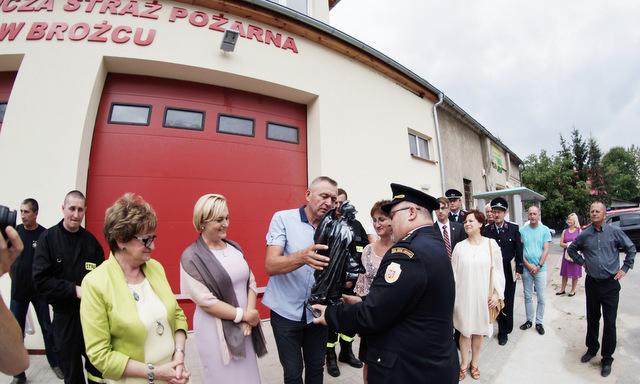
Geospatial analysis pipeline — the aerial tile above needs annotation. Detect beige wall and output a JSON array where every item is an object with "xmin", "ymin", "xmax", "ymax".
[
  {"xmin": 0, "ymin": 1, "xmax": 442, "ymax": 348},
  {"xmin": 438, "ymin": 104, "xmax": 522, "ymax": 210}
]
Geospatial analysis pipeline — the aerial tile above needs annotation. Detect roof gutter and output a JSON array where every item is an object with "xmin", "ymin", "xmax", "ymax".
[{"xmin": 433, "ymin": 93, "xmax": 446, "ymax": 194}]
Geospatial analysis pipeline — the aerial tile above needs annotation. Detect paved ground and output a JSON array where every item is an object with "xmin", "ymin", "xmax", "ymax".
[{"xmin": 3, "ymin": 237, "xmax": 638, "ymax": 383}]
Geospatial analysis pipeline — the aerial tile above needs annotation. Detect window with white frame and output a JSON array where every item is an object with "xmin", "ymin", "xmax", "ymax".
[
  {"xmin": 408, "ymin": 131, "xmax": 432, "ymax": 160},
  {"xmin": 269, "ymin": 0, "xmax": 308, "ymax": 15}
]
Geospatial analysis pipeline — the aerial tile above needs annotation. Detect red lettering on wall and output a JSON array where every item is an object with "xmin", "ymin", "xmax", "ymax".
[
  {"xmin": 229, "ymin": 21, "xmax": 246, "ymax": 38},
  {"xmin": 118, "ymin": 1, "xmax": 138, "ymax": 17},
  {"xmin": 2, "ymin": 0, "xmax": 19, "ymax": 12},
  {"xmin": 85, "ymin": 0, "xmax": 102, "ymax": 13},
  {"xmin": 99, "ymin": 0, "xmax": 120, "ymax": 15},
  {"xmin": 88, "ymin": 20, "xmax": 111, "ymax": 42},
  {"xmin": 139, "ymin": 1, "xmax": 160, "ymax": 19},
  {"xmin": 133, "ymin": 27, "xmax": 154, "ymax": 45},
  {"xmin": 46, "ymin": 22, "xmax": 68, "ymax": 40},
  {"xmin": 63, "ymin": 0, "xmax": 81, "ymax": 12},
  {"xmin": 168, "ymin": 7, "xmax": 187, "ymax": 22},
  {"xmin": 18, "ymin": 0, "xmax": 39, "ymax": 12},
  {"xmin": 68, "ymin": 22, "xmax": 90, "ymax": 40},
  {"xmin": 208, "ymin": 13, "xmax": 228, "ymax": 32},
  {"xmin": 111, "ymin": 25, "xmax": 131, "ymax": 43},
  {"xmin": 0, "ymin": 22, "xmax": 25, "ymax": 40},
  {"xmin": 281, "ymin": 37, "xmax": 298, "ymax": 53},
  {"xmin": 265, "ymin": 30, "xmax": 281, "ymax": 48},
  {"xmin": 246, "ymin": 25, "xmax": 263, "ymax": 42},
  {"xmin": 26, "ymin": 21, "xmax": 47, "ymax": 40},
  {"xmin": 188, "ymin": 11, "xmax": 208, "ymax": 27}
]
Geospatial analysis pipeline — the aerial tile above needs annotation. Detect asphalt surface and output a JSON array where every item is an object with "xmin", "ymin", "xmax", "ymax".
[{"xmin": 3, "ymin": 237, "xmax": 638, "ymax": 383}]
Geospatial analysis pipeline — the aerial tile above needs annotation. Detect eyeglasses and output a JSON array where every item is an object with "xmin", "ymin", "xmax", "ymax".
[
  {"xmin": 389, "ymin": 206, "xmax": 420, "ymax": 219},
  {"xmin": 134, "ymin": 235, "xmax": 157, "ymax": 248},
  {"xmin": 372, "ymin": 217, "xmax": 389, "ymax": 224}
]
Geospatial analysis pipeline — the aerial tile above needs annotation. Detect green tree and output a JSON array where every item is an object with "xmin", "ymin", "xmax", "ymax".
[
  {"xmin": 602, "ymin": 146, "xmax": 640, "ymax": 201},
  {"xmin": 587, "ymin": 136, "xmax": 609, "ymax": 206},
  {"xmin": 521, "ymin": 150, "xmax": 589, "ymax": 229}
]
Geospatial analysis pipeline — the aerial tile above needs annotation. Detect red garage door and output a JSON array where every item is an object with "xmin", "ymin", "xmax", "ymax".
[
  {"xmin": 0, "ymin": 72, "xmax": 17, "ymax": 133},
  {"xmin": 86, "ymin": 74, "xmax": 308, "ymax": 322}
]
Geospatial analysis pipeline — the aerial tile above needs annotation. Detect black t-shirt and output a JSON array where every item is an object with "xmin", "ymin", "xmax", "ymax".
[{"xmin": 11, "ymin": 224, "xmax": 47, "ymax": 300}]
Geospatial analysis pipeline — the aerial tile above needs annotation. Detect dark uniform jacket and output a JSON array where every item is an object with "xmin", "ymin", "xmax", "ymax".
[
  {"xmin": 433, "ymin": 221, "xmax": 467, "ymax": 253},
  {"xmin": 325, "ymin": 225, "xmax": 458, "ymax": 384},
  {"xmin": 449, "ymin": 210, "xmax": 466, "ymax": 224},
  {"xmin": 485, "ymin": 221, "xmax": 523, "ymax": 280},
  {"xmin": 11, "ymin": 224, "xmax": 46, "ymax": 300},
  {"xmin": 33, "ymin": 220, "xmax": 105, "ymax": 312}
]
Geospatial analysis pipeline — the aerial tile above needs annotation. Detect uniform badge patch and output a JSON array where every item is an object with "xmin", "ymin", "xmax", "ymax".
[
  {"xmin": 385, "ymin": 262, "xmax": 402, "ymax": 283},
  {"xmin": 85, "ymin": 262, "xmax": 97, "ymax": 271},
  {"xmin": 391, "ymin": 247, "xmax": 414, "ymax": 258}
]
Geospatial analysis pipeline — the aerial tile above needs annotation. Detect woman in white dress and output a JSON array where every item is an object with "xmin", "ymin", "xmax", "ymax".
[
  {"xmin": 451, "ymin": 209, "xmax": 505, "ymax": 381},
  {"xmin": 180, "ymin": 194, "xmax": 267, "ymax": 383}
]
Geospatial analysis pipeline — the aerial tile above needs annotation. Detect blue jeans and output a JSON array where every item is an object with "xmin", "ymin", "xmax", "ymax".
[
  {"xmin": 10, "ymin": 298, "xmax": 58, "ymax": 378},
  {"xmin": 270, "ymin": 310, "xmax": 327, "ymax": 384},
  {"xmin": 521, "ymin": 269, "xmax": 546, "ymax": 324}
]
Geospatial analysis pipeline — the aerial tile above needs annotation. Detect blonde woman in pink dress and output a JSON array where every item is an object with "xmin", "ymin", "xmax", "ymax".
[{"xmin": 180, "ymin": 194, "xmax": 267, "ymax": 383}]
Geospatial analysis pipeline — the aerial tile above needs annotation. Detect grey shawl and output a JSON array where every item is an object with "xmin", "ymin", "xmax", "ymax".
[{"xmin": 180, "ymin": 235, "xmax": 267, "ymax": 359}]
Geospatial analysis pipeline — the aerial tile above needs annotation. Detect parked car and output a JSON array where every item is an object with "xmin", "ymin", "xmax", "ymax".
[{"xmin": 605, "ymin": 211, "xmax": 640, "ymax": 249}]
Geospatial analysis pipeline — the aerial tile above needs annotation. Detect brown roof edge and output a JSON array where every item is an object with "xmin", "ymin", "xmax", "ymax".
[{"xmin": 187, "ymin": 0, "xmax": 440, "ymax": 103}]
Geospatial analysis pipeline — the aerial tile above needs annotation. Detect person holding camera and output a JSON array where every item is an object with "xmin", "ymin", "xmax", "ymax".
[
  {"xmin": 1, "ymin": 215, "xmax": 29, "ymax": 376},
  {"xmin": 9, "ymin": 199, "xmax": 63, "ymax": 383}
]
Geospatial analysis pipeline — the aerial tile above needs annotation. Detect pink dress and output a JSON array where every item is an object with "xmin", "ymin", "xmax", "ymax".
[
  {"xmin": 560, "ymin": 228, "xmax": 582, "ymax": 279},
  {"xmin": 180, "ymin": 245, "xmax": 261, "ymax": 383}
]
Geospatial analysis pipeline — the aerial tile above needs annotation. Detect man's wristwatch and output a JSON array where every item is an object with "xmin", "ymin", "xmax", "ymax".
[{"xmin": 148, "ymin": 363, "xmax": 154, "ymax": 384}]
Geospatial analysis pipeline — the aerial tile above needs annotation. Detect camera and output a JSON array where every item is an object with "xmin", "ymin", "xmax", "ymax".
[{"xmin": 0, "ymin": 205, "xmax": 17, "ymax": 240}]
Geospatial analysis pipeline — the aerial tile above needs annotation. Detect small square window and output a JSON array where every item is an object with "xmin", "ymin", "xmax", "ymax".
[
  {"xmin": 163, "ymin": 108, "xmax": 205, "ymax": 131},
  {"xmin": 217, "ymin": 114, "xmax": 255, "ymax": 137},
  {"xmin": 0, "ymin": 102, "xmax": 7, "ymax": 123},
  {"xmin": 408, "ymin": 132, "xmax": 431, "ymax": 160},
  {"xmin": 267, "ymin": 122, "xmax": 299, "ymax": 144},
  {"xmin": 108, "ymin": 103, "xmax": 151, "ymax": 126}
]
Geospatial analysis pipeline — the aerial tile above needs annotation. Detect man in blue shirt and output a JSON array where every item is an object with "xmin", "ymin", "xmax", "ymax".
[
  {"xmin": 519, "ymin": 205, "xmax": 551, "ymax": 335},
  {"xmin": 263, "ymin": 176, "xmax": 338, "ymax": 384},
  {"xmin": 568, "ymin": 202, "xmax": 635, "ymax": 377}
]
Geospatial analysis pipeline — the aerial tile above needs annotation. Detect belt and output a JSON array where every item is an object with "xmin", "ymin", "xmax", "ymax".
[{"xmin": 587, "ymin": 275, "xmax": 615, "ymax": 283}]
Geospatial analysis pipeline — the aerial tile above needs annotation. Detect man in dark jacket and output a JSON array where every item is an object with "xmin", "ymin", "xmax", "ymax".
[
  {"xmin": 10, "ymin": 198, "xmax": 63, "ymax": 383},
  {"xmin": 484, "ymin": 197, "xmax": 523, "ymax": 346},
  {"xmin": 313, "ymin": 184, "xmax": 458, "ymax": 384},
  {"xmin": 33, "ymin": 190, "xmax": 105, "ymax": 384}
]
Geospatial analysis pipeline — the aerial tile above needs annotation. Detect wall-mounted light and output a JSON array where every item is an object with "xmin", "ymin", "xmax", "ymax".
[{"xmin": 220, "ymin": 29, "xmax": 239, "ymax": 52}]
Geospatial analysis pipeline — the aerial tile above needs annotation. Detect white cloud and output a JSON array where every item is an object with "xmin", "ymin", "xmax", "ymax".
[{"xmin": 330, "ymin": 0, "xmax": 640, "ymax": 159}]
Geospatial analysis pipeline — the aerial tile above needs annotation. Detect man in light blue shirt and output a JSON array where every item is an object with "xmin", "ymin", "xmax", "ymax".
[
  {"xmin": 519, "ymin": 205, "xmax": 551, "ymax": 335},
  {"xmin": 263, "ymin": 176, "xmax": 338, "ymax": 384}
]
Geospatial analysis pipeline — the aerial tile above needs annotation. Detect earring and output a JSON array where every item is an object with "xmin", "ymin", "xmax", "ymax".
[
  {"xmin": 201, "ymin": 226, "xmax": 205, "ymax": 230},
  {"xmin": 122, "ymin": 247, "xmax": 126, "ymax": 251}
]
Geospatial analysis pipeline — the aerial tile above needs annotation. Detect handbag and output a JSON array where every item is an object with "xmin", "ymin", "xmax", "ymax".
[{"xmin": 488, "ymin": 239, "xmax": 505, "ymax": 323}]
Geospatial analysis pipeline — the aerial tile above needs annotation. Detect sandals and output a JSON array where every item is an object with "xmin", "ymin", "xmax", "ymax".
[
  {"xmin": 470, "ymin": 365, "xmax": 480, "ymax": 380},
  {"xmin": 459, "ymin": 366, "xmax": 468, "ymax": 381}
]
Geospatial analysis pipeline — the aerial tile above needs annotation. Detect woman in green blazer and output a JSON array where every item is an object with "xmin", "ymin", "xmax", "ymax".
[{"xmin": 81, "ymin": 193, "xmax": 189, "ymax": 383}]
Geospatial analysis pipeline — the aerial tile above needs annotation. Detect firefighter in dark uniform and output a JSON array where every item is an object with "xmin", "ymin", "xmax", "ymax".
[
  {"xmin": 484, "ymin": 197, "xmax": 523, "ymax": 346},
  {"xmin": 313, "ymin": 184, "xmax": 458, "ymax": 384},
  {"xmin": 325, "ymin": 189, "xmax": 368, "ymax": 377},
  {"xmin": 445, "ymin": 189, "xmax": 465, "ymax": 224},
  {"xmin": 33, "ymin": 191, "xmax": 105, "ymax": 384}
]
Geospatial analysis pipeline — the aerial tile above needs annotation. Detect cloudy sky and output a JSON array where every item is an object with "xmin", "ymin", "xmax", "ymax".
[{"xmin": 329, "ymin": 0, "xmax": 640, "ymax": 160}]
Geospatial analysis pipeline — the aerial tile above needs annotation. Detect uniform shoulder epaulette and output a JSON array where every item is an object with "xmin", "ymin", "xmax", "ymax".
[
  {"xmin": 391, "ymin": 247, "xmax": 414, "ymax": 258},
  {"xmin": 506, "ymin": 220, "xmax": 519, "ymax": 227}
]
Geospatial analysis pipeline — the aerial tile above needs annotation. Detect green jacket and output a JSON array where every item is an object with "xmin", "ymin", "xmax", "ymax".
[{"xmin": 80, "ymin": 255, "xmax": 188, "ymax": 380}]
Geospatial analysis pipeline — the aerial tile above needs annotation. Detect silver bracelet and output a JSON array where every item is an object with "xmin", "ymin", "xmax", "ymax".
[
  {"xmin": 175, "ymin": 348, "xmax": 186, "ymax": 358},
  {"xmin": 234, "ymin": 307, "xmax": 244, "ymax": 323},
  {"xmin": 147, "ymin": 363, "xmax": 154, "ymax": 384}
]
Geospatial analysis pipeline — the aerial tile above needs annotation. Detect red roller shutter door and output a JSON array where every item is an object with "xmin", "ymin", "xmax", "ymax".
[{"xmin": 86, "ymin": 74, "xmax": 308, "ymax": 323}]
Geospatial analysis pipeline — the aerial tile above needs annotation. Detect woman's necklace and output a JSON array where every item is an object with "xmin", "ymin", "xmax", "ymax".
[{"xmin": 127, "ymin": 282, "xmax": 141, "ymax": 301}]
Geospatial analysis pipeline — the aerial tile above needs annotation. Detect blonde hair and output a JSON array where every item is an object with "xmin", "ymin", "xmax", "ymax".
[
  {"xmin": 567, "ymin": 213, "xmax": 580, "ymax": 228},
  {"xmin": 193, "ymin": 194, "xmax": 228, "ymax": 231}
]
